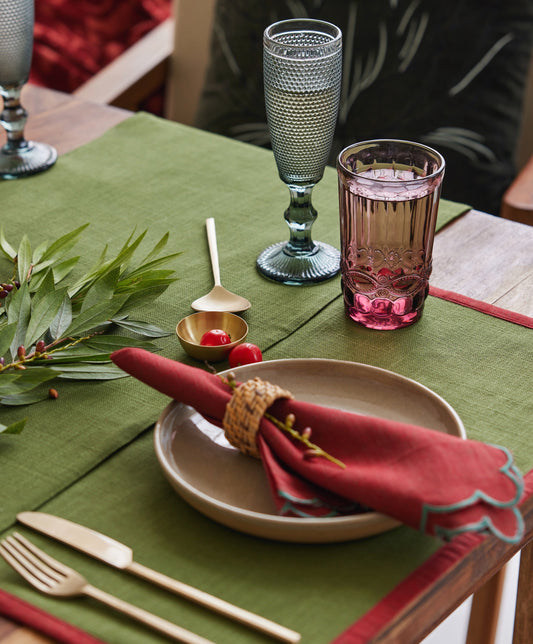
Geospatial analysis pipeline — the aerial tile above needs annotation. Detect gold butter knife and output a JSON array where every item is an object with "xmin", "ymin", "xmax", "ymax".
[{"xmin": 17, "ymin": 512, "xmax": 300, "ymax": 644}]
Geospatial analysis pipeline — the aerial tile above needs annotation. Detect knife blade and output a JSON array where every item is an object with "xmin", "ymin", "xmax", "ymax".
[{"xmin": 17, "ymin": 512, "xmax": 300, "ymax": 644}]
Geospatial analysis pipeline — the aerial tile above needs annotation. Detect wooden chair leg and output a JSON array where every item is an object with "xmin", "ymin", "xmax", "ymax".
[
  {"xmin": 465, "ymin": 566, "xmax": 506, "ymax": 644},
  {"xmin": 513, "ymin": 541, "xmax": 533, "ymax": 644}
]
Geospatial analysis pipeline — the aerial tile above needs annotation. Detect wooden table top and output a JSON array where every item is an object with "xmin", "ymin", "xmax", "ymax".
[{"xmin": 1, "ymin": 85, "xmax": 532, "ymax": 644}]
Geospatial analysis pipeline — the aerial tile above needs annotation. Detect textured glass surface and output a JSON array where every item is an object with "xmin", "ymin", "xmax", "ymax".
[
  {"xmin": 0, "ymin": 0, "xmax": 56, "ymax": 178},
  {"xmin": 338, "ymin": 140, "xmax": 445, "ymax": 329},
  {"xmin": 0, "ymin": 0, "xmax": 34, "ymax": 85},
  {"xmin": 258, "ymin": 19, "xmax": 342, "ymax": 285},
  {"xmin": 264, "ymin": 20, "xmax": 342, "ymax": 185}
]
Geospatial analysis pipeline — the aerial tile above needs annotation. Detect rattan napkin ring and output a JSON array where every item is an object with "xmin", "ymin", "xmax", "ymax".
[{"xmin": 222, "ymin": 377, "xmax": 293, "ymax": 458}]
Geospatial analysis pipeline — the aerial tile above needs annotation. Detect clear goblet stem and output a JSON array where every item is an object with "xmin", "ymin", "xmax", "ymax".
[
  {"xmin": 1, "ymin": 83, "xmax": 29, "ymax": 153},
  {"xmin": 256, "ymin": 181, "xmax": 339, "ymax": 284},
  {"xmin": 284, "ymin": 185, "xmax": 317, "ymax": 255}
]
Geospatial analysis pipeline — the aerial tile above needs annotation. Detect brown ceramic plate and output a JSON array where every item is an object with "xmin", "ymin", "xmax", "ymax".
[{"xmin": 154, "ymin": 359, "xmax": 465, "ymax": 543}]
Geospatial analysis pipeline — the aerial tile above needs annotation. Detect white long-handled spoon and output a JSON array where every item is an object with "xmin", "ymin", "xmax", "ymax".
[{"xmin": 191, "ymin": 218, "xmax": 251, "ymax": 312}]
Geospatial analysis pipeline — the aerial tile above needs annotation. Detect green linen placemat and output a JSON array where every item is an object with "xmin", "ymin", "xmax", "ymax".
[
  {"xmin": 0, "ymin": 430, "xmax": 443, "ymax": 644},
  {"xmin": 0, "ymin": 296, "xmax": 530, "ymax": 643},
  {"xmin": 0, "ymin": 113, "xmax": 470, "ymax": 531},
  {"xmin": 266, "ymin": 295, "xmax": 533, "ymax": 473}
]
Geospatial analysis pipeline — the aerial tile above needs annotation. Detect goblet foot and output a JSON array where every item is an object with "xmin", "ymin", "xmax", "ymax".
[
  {"xmin": 0, "ymin": 141, "xmax": 57, "ymax": 179},
  {"xmin": 256, "ymin": 241, "xmax": 340, "ymax": 285}
]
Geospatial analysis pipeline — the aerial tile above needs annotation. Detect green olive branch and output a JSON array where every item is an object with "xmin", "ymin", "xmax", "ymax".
[{"xmin": 0, "ymin": 332, "xmax": 103, "ymax": 373}]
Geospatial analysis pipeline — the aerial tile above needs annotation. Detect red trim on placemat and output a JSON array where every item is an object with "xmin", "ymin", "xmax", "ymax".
[
  {"xmin": 332, "ymin": 470, "xmax": 533, "ymax": 644},
  {"xmin": 0, "ymin": 589, "xmax": 103, "ymax": 644},
  {"xmin": 429, "ymin": 286, "xmax": 533, "ymax": 329}
]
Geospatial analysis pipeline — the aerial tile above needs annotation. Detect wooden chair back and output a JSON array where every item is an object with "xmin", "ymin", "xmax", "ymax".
[{"xmin": 164, "ymin": 0, "xmax": 217, "ymax": 125}]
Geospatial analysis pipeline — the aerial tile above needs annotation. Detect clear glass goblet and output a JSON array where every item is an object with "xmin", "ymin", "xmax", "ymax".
[
  {"xmin": 0, "ymin": 0, "xmax": 57, "ymax": 179},
  {"xmin": 257, "ymin": 19, "xmax": 342, "ymax": 285}
]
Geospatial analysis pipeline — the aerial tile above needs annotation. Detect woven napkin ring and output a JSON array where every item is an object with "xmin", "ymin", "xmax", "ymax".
[{"xmin": 223, "ymin": 377, "xmax": 293, "ymax": 458}]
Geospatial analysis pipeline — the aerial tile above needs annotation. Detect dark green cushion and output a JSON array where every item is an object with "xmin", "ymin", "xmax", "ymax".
[{"xmin": 195, "ymin": 0, "xmax": 533, "ymax": 215}]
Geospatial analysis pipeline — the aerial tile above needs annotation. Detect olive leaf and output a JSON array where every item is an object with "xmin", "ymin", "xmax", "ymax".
[
  {"xmin": 110, "ymin": 318, "xmax": 173, "ymax": 338},
  {"xmin": 0, "ymin": 368, "xmax": 58, "ymax": 396},
  {"xmin": 48, "ymin": 295, "xmax": 72, "ymax": 340},
  {"xmin": 35, "ymin": 346, "xmax": 111, "ymax": 363},
  {"xmin": 0, "ymin": 389, "xmax": 53, "ymax": 406},
  {"xmin": 0, "ymin": 227, "xmax": 16, "ymax": 260},
  {"xmin": 135, "ymin": 231, "xmax": 170, "ymax": 268},
  {"xmin": 36, "ymin": 224, "xmax": 89, "ymax": 266},
  {"xmin": 0, "ymin": 323, "xmax": 17, "ymax": 357},
  {"xmin": 81, "ymin": 267, "xmax": 120, "ymax": 312},
  {"xmin": 8, "ymin": 282, "xmax": 31, "ymax": 359},
  {"xmin": 17, "ymin": 235, "xmax": 32, "ymax": 285},
  {"xmin": 32, "ymin": 239, "xmax": 49, "ymax": 265},
  {"xmin": 49, "ymin": 363, "xmax": 129, "ymax": 380},
  {"xmin": 0, "ymin": 419, "xmax": 26, "ymax": 433},
  {"xmin": 25, "ymin": 287, "xmax": 66, "ymax": 348},
  {"xmin": 63, "ymin": 296, "xmax": 129, "ymax": 337},
  {"xmin": 52, "ymin": 256, "xmax": 80, "ymax": 284},
  {"xmin": 83, "ymin": 334, "xmax": 159, "ymax": 352}
]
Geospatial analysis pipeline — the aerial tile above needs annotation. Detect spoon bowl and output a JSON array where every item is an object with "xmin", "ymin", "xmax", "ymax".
[
  {"xmin": 191, "ymin": 285, "xmax": 251, "ymax": 313},
  {"xmin": 191, "ymin": 218, "xmax": 251, "ymax": 313}
]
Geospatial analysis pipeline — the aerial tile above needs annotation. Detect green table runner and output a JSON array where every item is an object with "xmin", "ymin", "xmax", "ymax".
[
  {"xmin": 1, "ymin": 298, "xmax": 531, "ymax": 643},
  {"xmin": 0, "ymin": 113, "xmax": 468, "ymax": 532},
  {"xmin": 266, "ymin": 295, "xmax": 533, "ymax": 473}
]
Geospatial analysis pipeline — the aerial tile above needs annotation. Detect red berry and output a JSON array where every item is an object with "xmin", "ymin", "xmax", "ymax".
[
  {"xmin": 3, "ymin": 284, "xmax": 13, "ymax": 292},
  {"xmin": 36, "ymin": 340, "xmax": 46, "ymax": 353},
  {"xmin": 228, "ymin": 343, "xmax": 263, "ymax": 368},
  {"xmin": 0, "ymin": 290, "xmax": 8, "ymax": 299},
  {"xmin": 200, "ymin": 329, "xmax": 231, "ymax": 346}
]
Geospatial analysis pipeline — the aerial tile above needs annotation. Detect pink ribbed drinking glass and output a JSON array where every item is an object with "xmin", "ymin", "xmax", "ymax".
[{"xmin": 337, "ymin": 140, "xmax": 445, "ymax": 330}]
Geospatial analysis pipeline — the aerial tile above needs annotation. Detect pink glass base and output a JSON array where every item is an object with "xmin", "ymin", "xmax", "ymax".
[{"xmin": 343, "ymin": 285, "xmax": 428, "ymax": 330}]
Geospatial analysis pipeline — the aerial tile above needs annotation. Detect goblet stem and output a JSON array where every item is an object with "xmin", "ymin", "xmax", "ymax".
[
  {"xmin": 284, "ymin": 184, "xmax": 317, "ymax": 255},
  {"xmin": 0, "ymin": 84, "xmax": 57, "ymax": 179},
  {"xmin": 1, "ymin": 83, "xmax": 29, "ymax": 154},
  {"xmin": 256, "ymin": 181, "xmax": 339, "ymax": 284}
]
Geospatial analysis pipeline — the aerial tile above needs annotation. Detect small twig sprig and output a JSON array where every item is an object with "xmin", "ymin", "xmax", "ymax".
[
  {"xmin": 0, "ymin": 332, "xmax": 102, "ymax": 373},
  {"xmin": 220, "ymin": 372, "xmax": 345, "ymax": 469}
]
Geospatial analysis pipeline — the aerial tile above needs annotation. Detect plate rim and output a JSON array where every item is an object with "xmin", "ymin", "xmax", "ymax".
[{"xmin": 154, "ymin": 358, "xmax": 465, "ymax": 540}]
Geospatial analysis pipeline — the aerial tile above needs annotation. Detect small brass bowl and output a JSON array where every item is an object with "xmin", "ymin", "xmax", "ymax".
[{"xmin": 176, "ymin": 311, "xmax": 248, "ymax": 362}]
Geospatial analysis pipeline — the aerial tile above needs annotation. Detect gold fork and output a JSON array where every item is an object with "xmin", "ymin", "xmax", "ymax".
[{"xmin": 0, "ymin": 533, "xmax": 214, "ymax": 644}]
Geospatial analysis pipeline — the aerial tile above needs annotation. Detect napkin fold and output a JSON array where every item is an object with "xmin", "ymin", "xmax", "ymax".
[
  {"xmin": 111, "ymin": 348, "xmax": 524, "ymax": 543},
  {"xmin": 0, "ymin": 589, "xmax": 103, "ymax": 643}
]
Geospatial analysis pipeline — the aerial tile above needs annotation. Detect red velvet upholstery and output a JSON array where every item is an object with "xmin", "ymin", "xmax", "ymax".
[{"xmin": 30, "ymin": 0, "xmax": 171, "ymax": 96}]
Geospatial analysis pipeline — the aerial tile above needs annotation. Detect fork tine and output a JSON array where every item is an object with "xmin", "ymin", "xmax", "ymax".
[
  {"xmin": 11, "ymin": 533, "xmax": 72, "ymax": 577},
  {"xmin": 5, "ymin": 535, "xmax": 64, "ymax": 584},
  {"xmin": 1, "ymin": 537, "xmax": 217, "ymax": 644},
  {"xmin": 0, "ymin": 541, "xmax": 52, "ymax": 593}
]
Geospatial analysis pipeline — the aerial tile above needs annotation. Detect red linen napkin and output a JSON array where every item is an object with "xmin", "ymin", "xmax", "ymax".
[
  {"xmin": 111, "ymin": 348, "xmax": 524, "ymax": 543},
  {"xmin": 0, "ymin": 589, "xmax": 103, "ymax": 643}
]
